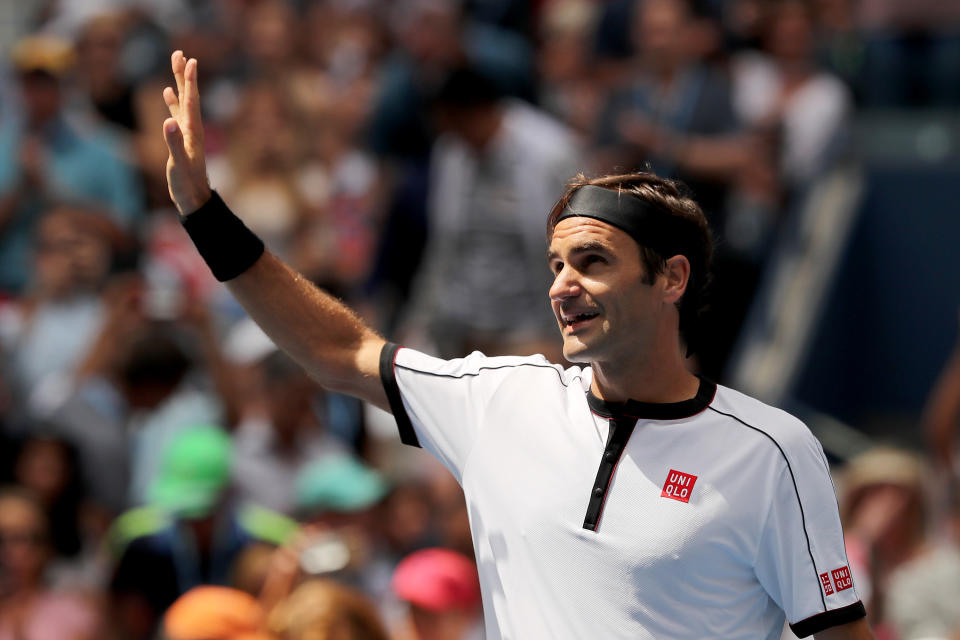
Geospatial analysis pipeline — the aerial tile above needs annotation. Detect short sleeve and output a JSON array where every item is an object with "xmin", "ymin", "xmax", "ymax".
[
  {"xmin": 754, "ymin": 430, "xmax": 866, "ymax": 638},
  {"xmin": 379, "ymin": 343, "xmax": 562, "ymax": 481}
]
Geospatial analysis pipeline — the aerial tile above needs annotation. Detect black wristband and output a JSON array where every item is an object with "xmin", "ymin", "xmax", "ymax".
[{"xmin": 181, "ymin": 191, "xmax": 265, "ymax": 282}]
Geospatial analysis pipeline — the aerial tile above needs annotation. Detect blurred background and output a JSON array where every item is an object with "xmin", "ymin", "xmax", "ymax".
[{"xmin": 0, "ymin": 0, "xmax": 958, "ymax": 638}]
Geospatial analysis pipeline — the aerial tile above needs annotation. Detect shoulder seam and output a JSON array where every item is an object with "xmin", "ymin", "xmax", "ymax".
[
  {"xmin": 395, "ymin": 361, "xmax": 574, "ymax": 387},
  {"xmin": 707, "ymin": 406, "xmax": 827, "ymax": 611}
]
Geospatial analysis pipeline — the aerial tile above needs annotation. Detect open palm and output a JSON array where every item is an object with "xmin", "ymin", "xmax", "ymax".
[{"xmin": 162, "ymin": 51, "xmax": 211, "ymax": 216}]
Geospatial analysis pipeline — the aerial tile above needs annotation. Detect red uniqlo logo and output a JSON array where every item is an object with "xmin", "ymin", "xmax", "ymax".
[
  {"xmin": 661, "ymin": 470, "xmax": 697, "ymax": 503},
  {"xmin": 831, "ymin": 566, "xmax": 853, "ymax": 592},
  {"xmin": 820, "ymin": 572, "xmax": 835, "ymax": 596}
]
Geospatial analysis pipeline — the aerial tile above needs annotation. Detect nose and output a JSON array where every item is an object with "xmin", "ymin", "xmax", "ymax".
[{"xmin": 549, "ymin": 264, "xmax": 581, "ymax": 302}]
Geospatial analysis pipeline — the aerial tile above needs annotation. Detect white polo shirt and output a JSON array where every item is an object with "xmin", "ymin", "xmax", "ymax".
[{"xmin": 380, "ymin": 344, "xmax": 866, "ymax": 639}]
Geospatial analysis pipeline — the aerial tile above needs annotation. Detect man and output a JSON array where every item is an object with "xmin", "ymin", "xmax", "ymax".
[
  {"xmin": 0, "ymin": 35, "xmax": 142, "ymax": 293},
  {"xmin": 160, "ymin": 52, "xmax": 872, "ymax": 639}
]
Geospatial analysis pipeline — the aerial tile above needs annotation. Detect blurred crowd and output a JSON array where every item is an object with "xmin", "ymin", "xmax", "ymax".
[{"xmin": 0, "ymin": 0, "xmax": 958, "ymax": 638}]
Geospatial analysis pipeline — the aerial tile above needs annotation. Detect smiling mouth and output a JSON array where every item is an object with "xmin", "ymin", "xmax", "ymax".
[{"xmin": 561, "ymin": 311, "xmax": 600, "ymax": 331}]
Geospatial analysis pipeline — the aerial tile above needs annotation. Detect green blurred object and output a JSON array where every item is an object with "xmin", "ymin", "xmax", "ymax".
[
  {"xmin": 148, "ymin": 425, "xmax": 233, "ymax": 519},
  {"xmin": 295, "ymin": 456, "xmax": 389, "ymax": 514}
]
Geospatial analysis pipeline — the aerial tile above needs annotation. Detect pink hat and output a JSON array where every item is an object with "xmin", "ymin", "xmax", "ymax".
[{"xmin": 391, "ymin": 548, "xmax": 481, "ymax": 612}]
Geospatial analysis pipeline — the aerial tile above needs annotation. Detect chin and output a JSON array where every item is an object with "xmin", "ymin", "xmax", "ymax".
[{"xmin": 561, "ymin": 338, "xmax": 594, "ymax": 364}]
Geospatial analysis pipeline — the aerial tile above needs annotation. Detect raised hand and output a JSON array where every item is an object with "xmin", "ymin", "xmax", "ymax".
[{"xmin": 162, "ymin": 51, "xmax": 211, "ymax": 216}]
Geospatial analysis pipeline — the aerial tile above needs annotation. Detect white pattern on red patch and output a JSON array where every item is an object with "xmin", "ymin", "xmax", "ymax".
[
  {"xmin": 661, "ymin": 469, "xmax": 697, "ymax": 503},
  {"xmin": 831, "ymin": 566, "xmax": 852, "ymax": 592},
  {"xmin": 820, "ymin": 572, "xmax": 835, "ymax": 596}
]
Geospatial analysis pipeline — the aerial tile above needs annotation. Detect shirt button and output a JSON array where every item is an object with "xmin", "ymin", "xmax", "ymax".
[
  {"xmin": 593, "ymin": 487, "xmax": 604, "ymax": 497},
  {"xmin": 604, "ymin": 451, "xmax": 614, "ymax": 461}
]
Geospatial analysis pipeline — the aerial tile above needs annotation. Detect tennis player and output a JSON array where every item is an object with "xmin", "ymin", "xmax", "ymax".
[{"xmin": 161, "ymin": 51, "xmax": 872, "ymax": 639}]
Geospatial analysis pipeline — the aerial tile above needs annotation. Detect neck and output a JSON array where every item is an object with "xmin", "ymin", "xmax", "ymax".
[{"xmin": 589, "ymin": 332, "xmax": 698, "ymax": 404}]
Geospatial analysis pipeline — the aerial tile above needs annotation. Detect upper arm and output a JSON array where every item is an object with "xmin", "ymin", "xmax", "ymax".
[
  {"xmin": 813, "ymin": 618, "xmax": 874, "ymax": 640},
  {"xmin": 753, "ymin": 422, "xmax": 866, "ymax": 637},
  {"xmin": 379, "ymin": 346, "xmax": 564, "ymax": 481}
]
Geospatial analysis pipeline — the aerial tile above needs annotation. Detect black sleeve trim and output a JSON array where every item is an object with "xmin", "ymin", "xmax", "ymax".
[
  {"xmin": 790, "ymin": 601, "xmax": 866, "ymax": 638},
  {"xmin": 379, "ymin": 342, "xmax": 420, "ymax": 447}
]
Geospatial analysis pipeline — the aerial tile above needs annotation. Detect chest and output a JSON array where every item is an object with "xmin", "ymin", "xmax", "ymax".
[{"xmin": 461, "ymin": 399, "xmax": 769, "ymax": 573}]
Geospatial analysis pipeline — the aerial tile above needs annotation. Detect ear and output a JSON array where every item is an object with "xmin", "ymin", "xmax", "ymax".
[{"xmin": 661, "ymin": 255, "xmax": 690, "ymax": 305}]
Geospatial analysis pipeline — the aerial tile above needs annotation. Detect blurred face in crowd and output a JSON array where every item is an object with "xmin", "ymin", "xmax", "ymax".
[
  {"xmin": 19, "ymin": 71, "xmax": 62, "ymax": 129},
  {"xmin": 397, "ymin": 2, "xmax": 460, "ymax": 65},
  {"xmin": 14, "ymin": 438, "xmax": 72, "ymax": 508},
  {"xmin": 766, "ymin": 1, "xmax": 814, "ymax": 63},
  {"xmin": 33, "ymin": 208, "xmax": 112, "ymax": 297},
  {"xmin": 410, "ymin": 604, "xmax": 477, "ymax": 640},
  {"xmin": 635, "ymin": 0, "xmax": 691, "ymax": 73},
  {"xmin": 76, "ymin": 14, "xmax": 124, "ymax": 91},
  {"xmin": 232, "ymin": 84, "xmax": 300, "ymax": 171},
  {"xmin": 245, "ymin": 0, "xmax": 296, "ymax": 68},
  {"xmin": 0, "ymin": 493, "xmax": 50, "ymax": 589},
  {"xmin": 264, "ymin": 370, "xmax": 318, "ymax": 445},
  {"xmin": 433, "ymin": 103, "xmax": 503, "ymax": 152}
]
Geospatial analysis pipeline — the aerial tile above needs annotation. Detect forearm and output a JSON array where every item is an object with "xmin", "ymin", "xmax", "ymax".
[
  {"xmin": 225, "ymin": 251, "xmax": 388, "ymax": 409},
  {"xmin": 161, "ymin": 52, "xmax": 388, "ymax": 411}
]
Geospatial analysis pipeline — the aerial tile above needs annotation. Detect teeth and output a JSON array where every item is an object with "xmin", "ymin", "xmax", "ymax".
[{"xmin": 563, "ymin": 311, "xmax": 598, "ymax": 323}]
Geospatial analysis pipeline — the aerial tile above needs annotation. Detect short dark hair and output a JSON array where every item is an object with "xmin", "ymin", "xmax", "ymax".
[{"xmin": 547, "ymin": 171, "xmax": 713, "ymax": 352}]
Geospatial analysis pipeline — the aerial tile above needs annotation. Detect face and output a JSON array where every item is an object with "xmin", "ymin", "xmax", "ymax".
[
  {"xmin": 548, "ymin": 217, "xmax": 664, "ymax": 365},
  {"xmin": 0, "ymin": 495, "xmax": 49, "ymax": 587},
  {"xmin": 636, "ymin": 0, "xmax": 689, "ymax": 70}
]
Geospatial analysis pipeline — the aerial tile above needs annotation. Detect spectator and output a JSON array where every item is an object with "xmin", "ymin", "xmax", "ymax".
[
  {"xmin": 108, "ymin": 426, "xmax": 297, "ymax": 640},
  {"xmin": 11, "ymin": 435, "xmax": 86, "ymax": 563},
  {"xmin": 163, "ymin": 586, "xmax": 272, "ymax": 640},
  {"xmin": 266, "ymin": 579, "xmax": 390, "ymax": 640},
  {"xmin": 293, "ymin": 455, "xmax": 396, "ymax": 605},
  {"xmin": 536, "ymin": 0, "xmax": 603, "ymax": 136},
  {"xmin": 0, "ymin": 487, "xmax": 102, "ymax": 640},
  {"xmin": 594, "ymin": 0, "xmax": 746, "ymax": 220},
  {"xmin": 884, "ymin": 482, "xmax": 960, "ymax": 640},
  {"xmin": 924, "ymin": 312, "xmax": 960, "ymax": 473},
  {"xmin": 206, "ymin": 81, "xmax": 307, "ymax": 259},
  {"xmin": 0, "ymin": 206, "xmax": 120, "ymax": 415},
  {"xmin": 0, "ymin": 35, "xmax": 142, "ymax": 293},
  {"xmin": 405, "ymin": 65, "xmax": 579, "ymax": 361},
  {"xmin": 839, "ymin": 447, "xmax": 929, "ymax": 632},
  {"xmin": 391, "ymin": 548, "xmax": 482, "ymax": 640},
  {"xmin": 74, "ymin": 12, "xmax": 139, "ymax": 133},
  {"xmin": 731, "ymin": 0, "xmax": 852, "ymax": 196},
  {"xmin": 230, "ymin": 326, "xmax": 349, "ymax": 515},
  {"xmin": 367, "ymin": 0, "xmax": 534, "ymax": 160}
]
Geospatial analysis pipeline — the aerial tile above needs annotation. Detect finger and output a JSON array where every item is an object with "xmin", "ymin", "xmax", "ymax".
[
  {"xmin": 182, "ymin": 58, "xmax": 202, "ymax": 140},
  {"xmin": 162, "ymin": 86, "xmax": 180, "ymax": 119},
  {"xmin": 162, "ymin": 117, "xmax": 189, "ymax": 164},
  {"xmin": 171, "ymin": 50, "xmax": 186, "ymax": 105}
]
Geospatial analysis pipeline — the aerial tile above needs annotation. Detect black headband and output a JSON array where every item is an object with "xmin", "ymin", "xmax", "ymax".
[{"xmin": 557, "ymin": 185, "xmax": 694, "ymax": 262}]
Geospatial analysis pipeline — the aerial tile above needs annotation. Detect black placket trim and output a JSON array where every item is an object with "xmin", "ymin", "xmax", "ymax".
[
  {"xmin": 582, "ymin": 414, "xmax": 638, "ymax": 531},
  {"xmin": 582, "ymin": 378, "xmax": 717, "ymax": 532}
]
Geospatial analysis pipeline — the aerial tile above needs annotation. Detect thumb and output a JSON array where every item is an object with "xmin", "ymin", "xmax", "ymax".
[{"xmin": 162, "ymin": 118, "xmax": 189, "ymax": 164}]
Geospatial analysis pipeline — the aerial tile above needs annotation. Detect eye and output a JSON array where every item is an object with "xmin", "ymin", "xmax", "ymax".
[
  {"xmin": 550, "ymin": 261, "xmax": 564, "ymax": 275},
  {"xmin": 582, "ymin": 254, "xmax": 606, "ymax": 268}
]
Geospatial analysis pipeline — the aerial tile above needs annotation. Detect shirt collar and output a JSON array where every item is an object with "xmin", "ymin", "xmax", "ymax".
[{"xmin": 587, "ymin": 376, "xmax": 716, "ymax": 421}]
